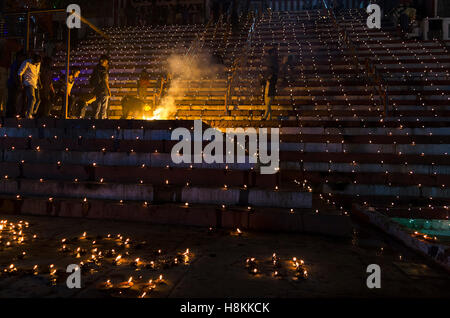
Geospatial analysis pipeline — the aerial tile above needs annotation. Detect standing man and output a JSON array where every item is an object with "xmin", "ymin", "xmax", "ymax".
[
  {"xmin": 137, "ymin": 68, "xmax": 150, "ymax": 101},
  {"xmin": 91, "ymin": 54, "xmax": 111, "ymax": 119},
  {"xmin": 261, "ymin": 47, "xmax": 279, "ymax": 121},
  {"xmin": 59, "ymin": 67, "xmax": 81, "ymax": 118},
  {"xmin": 6, "ymin": 51, "xmax": 26, "ymax": 117},
  {"xmin": 1, "ymin": 39, "xmax": 22, "ymax": 116},
  {"xmin": 0, "ymin": 40, "xmax": 8, "ymax": 115},
  {"xmin": 18, "ymin": 53, "xmax": 42, "ymax": 119},
  {"xmin": 38, "ymin": 56, "xmax": 56, "ymax": 118}
]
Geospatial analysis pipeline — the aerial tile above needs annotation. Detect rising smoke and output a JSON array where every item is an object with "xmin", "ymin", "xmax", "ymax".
[{"xmin": 153, "ymin": 50, "xmax": 227, "ymax": 119}]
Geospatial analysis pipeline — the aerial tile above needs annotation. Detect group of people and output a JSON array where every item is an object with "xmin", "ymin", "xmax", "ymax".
[
  {"xmin": 1, "ymin": 46, "xmax": 293, "ymax": 121},
  {"xmin": 1, "ymin": 52, "xmax": 112, "ymax": 120},
  {"xmin": 389, "ymin": 1, "xmax": 421, "ymax": 36}
]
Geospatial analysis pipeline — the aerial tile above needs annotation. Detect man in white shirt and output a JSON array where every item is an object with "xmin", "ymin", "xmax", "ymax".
[{"xmin": 18, "ymin": 54, "xmax": 42, "ymax": 118}]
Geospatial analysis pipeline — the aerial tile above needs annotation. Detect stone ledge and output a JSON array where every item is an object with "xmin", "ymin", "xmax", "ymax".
[{"xmin": 0, "ymin": 196, "xmax": 351, "ymax": 237}]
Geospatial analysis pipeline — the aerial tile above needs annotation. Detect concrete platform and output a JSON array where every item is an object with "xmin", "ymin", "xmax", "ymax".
[{"xmin": 0, "ymin": 214, "xmax": 448, "ymax": 298}]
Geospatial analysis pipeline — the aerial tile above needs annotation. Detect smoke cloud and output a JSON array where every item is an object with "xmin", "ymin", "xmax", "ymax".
[{"xmin": 153, "ymin": 50, "xmax": 227, "ymax": 119}]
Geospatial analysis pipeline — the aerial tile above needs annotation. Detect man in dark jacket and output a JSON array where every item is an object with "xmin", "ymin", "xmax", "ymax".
[
  {"xmin": 261, "ymin": 47, "xmax": 279, "ymax": 121},
  {"xmin": 91, "ymin": 54, "xmax": 111, "ymax": 119},
  {"xmin": 38, "ymin": 56, "xmax": 55, "ymax": 118},
  {"xmin": 6, "ymin": 50, "xmax": 26, "ymax": 117}
]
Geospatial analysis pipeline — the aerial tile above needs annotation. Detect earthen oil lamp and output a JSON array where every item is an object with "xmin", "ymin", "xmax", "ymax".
[
  {"xmin": 145, "ymin": 261, "xmax": 156, "ymax": 270},
  {"xmin": 49, "ymin": 264, "xmax": 57, "ymax": 276},
  {"xmin": 292, "ymin": 257, "xmax": 304, "ymax": 267},
  {"xmin": 139, "ymin": 291, "xmax": 149, "ymax": 298},
  {"xmin": 232, "ymin": 228, "xmax": 243, "ymax": 237},
  {"xmin": 182, "ymin": 249, "xmax": 190, "ymax": 264},
  {"xmin": 296, "ymin": 267, "xmax": 308, "ymax": 279},
  {"xmin": 156, "ymin": 274, "xmax": 165, "ymax": 285},
  {"xmin": 293, "ymin": 258, "xmax": 308, "ymax": 279},
  {"xmin": 105, "ymin": 249, "xmax": 116, "ymax": 257},
  {"xmin": 6, "ymin": 264, "xmax": 18, "ymax": 274},
  {"xmin": 17, "ymin": 251, "xmax": 26, "ymax": 260},
  {"xmin": 245, "ymin": 257, "xmax": 257, "ymax": 273},
  {"xmin": 147, "ymin": 279, "xmax": 156, "ymax": 290},
  {"xmin": 61, "ymin": 244, "xmax": 71, "ymax": 253},
  {"xmin": 154, "ymin": 249, "xmax": 162, "ymax": 256},
  {"xmin": 132, "ymin": 258, "xmax": 141, "ymax": 268},
  {"xmin": 98, "ymin": 279, "xmax": 114, "ymax": 290},
  {"xmin": 118, "ymin": 277, "xmax": 134, "ymax": 289},
  {"xmin": 272, "ymin": 253, "xmax": 280, "ymax": 268},
  {"xmin": 112, "ymin": 255, "xmax": 122, "ymax": 266}
]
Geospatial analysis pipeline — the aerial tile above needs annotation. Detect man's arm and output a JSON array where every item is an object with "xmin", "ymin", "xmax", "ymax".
[
  {"xmin": 105, "ymin": 73, "xmax": 111, "ymax": 97},
  {"xmin": 17, "ymin": 60, "xmax": 29, "ymax": 87}
]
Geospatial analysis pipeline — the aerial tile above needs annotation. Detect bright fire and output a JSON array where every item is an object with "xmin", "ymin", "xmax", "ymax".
[{"xmin": 143, "ymin": 106, "xmax": 172, "ymax": 121}]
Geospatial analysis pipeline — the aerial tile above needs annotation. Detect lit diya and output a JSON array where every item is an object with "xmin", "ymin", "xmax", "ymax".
[
  {"xmin": 272, "ymin": 253, "xmax": 280, "ymax": 267},
  {"xmin": 155, "ymin": 274, "xmax": 165, "ymax": 285},
  {"xmin": 132, "ymin": 258, "xmax": 141, "ymax": 268},
  {"xmin": 112, "ymin": 255, "xmax": 122, "ymax": 266},
  {"xmin": 296, "ymin": 268, "xmax": 308, "ymax": 279},
  {"xmin": 181, "ymin": 248, "xmax": 190, "ymax": 264},
  {"xmin": 146, "ymin": 279, "xmax": 156, "ymax": 289},
  {"xmin": 273, "ymin": 270, "xmax": 281, "ymax": 278},
  {"xmin": 98, "ymin": 279, "xmax": 114, "ymax": 290},
  {"xmin": 117, "ymin": 277, "xmax": 134, "ymax": 289},
  {"xmin": 231, "ymin": 228, "xmax": 243, "ymax": 237},
  {"xmin": 142, "ymin": 260, "xmax": 154, "ymax": 270}
]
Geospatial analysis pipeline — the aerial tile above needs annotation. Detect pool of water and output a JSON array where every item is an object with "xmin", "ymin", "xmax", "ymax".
[{"xmin": 392, "ymin": 218, "xmax": 450, "ymax": 237}]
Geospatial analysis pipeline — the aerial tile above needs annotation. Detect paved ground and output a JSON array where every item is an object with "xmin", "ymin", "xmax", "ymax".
[{"xmin": 0, "ymin": 214, "xmax": 449, "ymax": 298}]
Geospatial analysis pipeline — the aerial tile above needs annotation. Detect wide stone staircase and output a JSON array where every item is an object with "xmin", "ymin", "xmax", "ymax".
[{"xmin": 1, "ymin": 8, "xmax": 450, "ymax": 237}]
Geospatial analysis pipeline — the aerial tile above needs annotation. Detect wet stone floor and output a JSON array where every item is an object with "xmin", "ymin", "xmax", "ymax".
[{"xmin": 0, "ymin": 214, "xmax": 448, "ymax": 298}]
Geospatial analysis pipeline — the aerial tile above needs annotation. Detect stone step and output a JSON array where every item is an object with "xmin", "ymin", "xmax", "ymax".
[
  {"xmin": 0, "ymin": 195, "xmax": 350, "ymax": 236},
  {"xmin": 0, "ymin": 179, "xmax": 312, "ymax": 209},
  {"xmin": 0, "ymin": 162, "xmax": 278, "ymax": 188}
]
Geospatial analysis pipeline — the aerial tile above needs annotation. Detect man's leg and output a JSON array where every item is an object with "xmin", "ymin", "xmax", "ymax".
[
  {"xmin": 79, "ymin": 101, "xmax": 87, "ymax": 119},
  {"xmin": 59, "ymin": 93, "xmax": 69, "ymax": 118},
  {"xmin": 80, "ymin": 93, "xmax": 96, "ymax": 119},
  {"xmin": 0, "ymin": 67, "xmax": 8, "ymax": 115},
  {"xmin": 100, "ymin": 95, "xmax": 110, "ymax": 119},
  {"xmin": 32, "ymin": 88, "xmax": 41, "ymax": 116},
  {"xmin": 94, "ymin": 94, "xmax": 102, "ymax": 119},
  {"xmin": 262, "ymin": 80, "xmax": 270, "ymax": 120},
  {"xmin": 24, "ymin": 86, "xmax": 36, "ymax": 118},
  {"xmin": 68, "ymin": 95, "xmax": 76, "ymax": 117},
  {"xmin": 267, "ymin": 96, "xmax": 273, "ymax": 120}
]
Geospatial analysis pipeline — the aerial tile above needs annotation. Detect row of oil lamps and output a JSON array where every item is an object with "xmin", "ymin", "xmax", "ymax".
[
  {"xmin": 245, "ymin": 253, "xmax": 308, "ymax": 279},
  {"xmin": 1, "ymin": 223, "xmax": 192, "ymax": 297}
]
